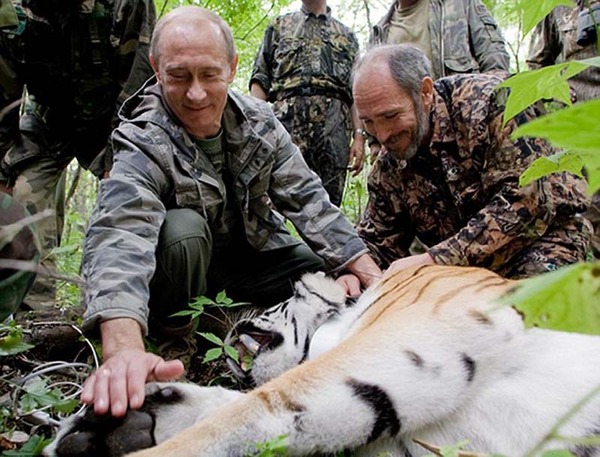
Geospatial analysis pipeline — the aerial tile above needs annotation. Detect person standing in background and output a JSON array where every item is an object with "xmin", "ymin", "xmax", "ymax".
[
  {"xmin": 527, "ymin": 0, "xmax": 600, "ymax": 258},
  {"xmin": 250, "ymin": 0, "xmax": 366, "ymax": 207},
  {"xmin": 0, "ymin": 0, "xmax": 156, "ymax": 308}
]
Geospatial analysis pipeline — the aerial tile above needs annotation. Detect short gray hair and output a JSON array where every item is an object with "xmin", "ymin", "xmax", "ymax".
[
  {"xmin": 354, "ymin": 44, "xmax": 432, "ymax": 103},
  {"xmin": 150, "ymin": 6, "xmax": 237, "ymax": 63}
]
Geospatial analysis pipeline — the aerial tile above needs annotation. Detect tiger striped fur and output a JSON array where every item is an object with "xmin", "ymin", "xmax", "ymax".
[{"xmin": 46, "ymin": 265, "xmax": 600, "ymax": 457}]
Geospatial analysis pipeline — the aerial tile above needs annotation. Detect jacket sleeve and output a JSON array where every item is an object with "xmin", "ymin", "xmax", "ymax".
[
  {"xmin": 249, "ymin": 23, "xmax": 275, "ymax": 95},
  {"xmin": 266, "ymin": 117, "xmax": 368, "ymax": 271},
  {"xmin": 112, "ymin": 0, "xmax": 157, "ymax": 108},
  {"xmin": 356, "ymin": 156, "xmax": 413, "ymax": 269},
  {"xmin": 467, "ymin": 0, "xmax": 510, "ymax": 75},
  {"xmin": 526, "ymin": 13, "xmax": 559, "ymax": 70},
  {"xmin": 428, "ymin": 100, "xmax": 561, "ymax": 270},
  {"xmin": 81, "ymin": 125, "xmax": 169, "ymax": 335}
]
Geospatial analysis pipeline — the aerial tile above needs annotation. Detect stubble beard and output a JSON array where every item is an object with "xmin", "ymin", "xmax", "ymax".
[{"xmin": 387, "ymin": 97, "xmax": 429, "ymax": 162}]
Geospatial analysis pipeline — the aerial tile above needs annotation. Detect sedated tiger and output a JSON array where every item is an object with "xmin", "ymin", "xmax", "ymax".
[{"xmin": 46, "ymin": 265, "xmax": 600, "ymax": 457}]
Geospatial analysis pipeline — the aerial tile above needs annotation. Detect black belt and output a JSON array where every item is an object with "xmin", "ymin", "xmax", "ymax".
[{"xmin": 274, "ymin": 86, "xmax": 352, "ymax": 106}]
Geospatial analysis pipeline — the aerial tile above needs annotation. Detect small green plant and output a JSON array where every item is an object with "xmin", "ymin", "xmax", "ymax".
[
  {"xmin": 173, "ymin": 290, "xmax": 249, "ymax": 365},
  {"xmin": 173, "ymin": 290, "xmax": 248, "ymax": 321},
  {"xmin": 198, "ymin": 332, "xmax": 239, "ymax": 364},
  {"xmin": 18, "ymin": 378, "xmax": 79, "ymax": 416},
  {"xmin": 0, "ymin": 321, "xmax": 34, "ymax": 357},
  {"xmin": 249, "ymin": 435, "xmax": 289, "ymax": 457},
  {"xmin": 1, "ymin": 434, "xmax": 52, "ymax": 456}
]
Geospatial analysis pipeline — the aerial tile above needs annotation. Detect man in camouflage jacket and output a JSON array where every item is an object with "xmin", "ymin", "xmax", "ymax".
[
  {"xmin": 80, "ymin": 6, "xmax": 381, "ymax": 418},
  {"xmin": 250, "ymin": 0, "xmax": 366, "ymax": 206},
  {"xmin": 0, "ymin": 0, "xmax": 156, "ymax": 307},
  {"xmin": 369, "ymin": 0, "xmax": 510, "ymax": 81},
  {"xmin": 353, "ymin": 45, "xmax": 591, "ymax": 279},
  {"xmin": 527, "ymin": 0, "xmax": 600, "ymax": 258}
]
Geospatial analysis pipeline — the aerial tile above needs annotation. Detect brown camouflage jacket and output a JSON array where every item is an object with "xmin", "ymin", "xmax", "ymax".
[
  {"xmin": 81, "ymin": 80, "xmax": 368, "ymax": 333},
  {"xmin": 250, "ymin": 6, "xmax": 358, "ymax": 104},
  {"xmin": 527, "ymin": 1, "xmax": 600, "ymax": 102},
  {"xmin": 357, "ymin": 74, "xmax": 589, "ymax": 271},
  {"xmin": 369, "ymin": 0, "xmax": 510, "ymax": 80}
]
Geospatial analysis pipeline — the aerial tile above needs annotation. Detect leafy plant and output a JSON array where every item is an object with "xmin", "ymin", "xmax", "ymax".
[
  {"xmin": 18, "ymin": 378, "xmax": 79, "ymax": 416},
  {"xmin": 1, "ymin": 434, "xmax": 52, "ymax": 456},
  {"xmin": 198, "ymin": 332, "xmax": 240, "ymax": 364},
  {"xmin": 501, "ymin": 262, "xmax": 600, "ymax": 335},
  {"xmin": 0, "ymin": 321, "xmax": 34, "ymax": 357},
  {"xmin": 249, "ymin": 435, "xmax": 289, "ymax": 457},
  {"xmin": 173, "ymin": 291, "xmax": 249, "ymax": 365}
]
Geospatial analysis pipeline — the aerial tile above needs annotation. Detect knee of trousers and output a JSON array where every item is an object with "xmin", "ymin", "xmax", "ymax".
[{"xmin": 156, "ymin": 208, "xmax": 213, "ymax": 264}]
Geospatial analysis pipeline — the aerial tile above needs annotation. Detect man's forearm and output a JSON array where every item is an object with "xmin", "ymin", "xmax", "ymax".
[{"xmin": 100, "ymin": 318, "xmax": 145, "ymax": 360}]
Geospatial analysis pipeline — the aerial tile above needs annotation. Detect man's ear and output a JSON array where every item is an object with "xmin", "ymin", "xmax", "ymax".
[
  {"xmin": 150, "ymin": 54, "xmax": 160, "ymax": 81},
  {"xmin": 228, "ymin": 54, "xmax": 239, "ymax": 83},
  {"xmin": 421, "ymin": 76, "xmax": 434, "ymax": 110}
]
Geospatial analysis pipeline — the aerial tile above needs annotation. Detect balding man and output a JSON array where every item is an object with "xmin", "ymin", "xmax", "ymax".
[
  {"xmin": 80, "ymin": 6, "xmax": 380, "ymax": 417},
  {"xmin": 353, "ymin": 44, "xmax": 591, "ymax": 278}
]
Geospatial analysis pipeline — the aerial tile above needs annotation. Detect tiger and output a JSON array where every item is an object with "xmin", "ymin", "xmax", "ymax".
[{"xmin": 45, "ymin": 265, "xmax": 600, "ymax": 457}]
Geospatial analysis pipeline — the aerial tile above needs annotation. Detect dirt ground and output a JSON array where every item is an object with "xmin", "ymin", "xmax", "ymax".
[{"xmin": 0, "ymin": 305, "xmax": 246, "ymax": 454}]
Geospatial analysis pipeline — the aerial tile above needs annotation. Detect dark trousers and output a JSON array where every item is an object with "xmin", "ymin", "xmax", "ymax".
[{"xmin": 148, "ymin": 208, "xmax": 325, "ymax": 330}]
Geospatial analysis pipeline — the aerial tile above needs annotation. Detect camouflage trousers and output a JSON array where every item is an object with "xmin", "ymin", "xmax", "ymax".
[
  {"xmin": 273, "ymin": 95, "xmax": 352, "ymax": 206},
  {"xmin": 149, "ymin": 208, "xmax": 325, "ymax": 336},
  {"xmin": 1, "ymin": 95, "xmax": 106, "ymax": 308}
]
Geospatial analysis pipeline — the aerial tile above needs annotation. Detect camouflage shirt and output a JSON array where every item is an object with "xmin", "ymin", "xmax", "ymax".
[
  {"xmin": 357, "ymin": 74, "xmax": 589, "ymax": 274},
  {"xmin": 0, "ymin": 0, "xmax": 156, "ymax": 173},
  {"xmin": 250, "ymin": 6, "xmax": 358, "ymax": 103},
  {"xmin": 82, "ymin": 79, "xmax": 368, "ymax": 333},
  {"xmin": 369, "ymin": 0, "xmax": 510, "ymax": 80},
  {"xmin": 527, "ymin": 2, "xmax": 600, "ymax": 102}
]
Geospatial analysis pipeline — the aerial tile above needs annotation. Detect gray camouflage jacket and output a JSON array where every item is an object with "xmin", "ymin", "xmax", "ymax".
[
  {"xmin": 369, "ymin": 0, "xmax": 510, "ymax": 80},
  {"xmin": 81, "ymin": 79, "xmax": 367, "ymax": 333}
]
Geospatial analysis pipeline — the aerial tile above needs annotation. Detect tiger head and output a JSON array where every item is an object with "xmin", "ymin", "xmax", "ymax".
[{"xmin": 225, "ymin": 272, "xmax": 348, "ymax": 387}]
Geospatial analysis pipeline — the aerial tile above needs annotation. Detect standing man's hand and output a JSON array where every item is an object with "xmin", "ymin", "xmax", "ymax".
[
  {"xmin": 80, "ymin": 318, "xmax": 185, "ymax": 417},
  {"xmin": 348, "ymin": 131, "xmax": 365, "ymax": 176}
]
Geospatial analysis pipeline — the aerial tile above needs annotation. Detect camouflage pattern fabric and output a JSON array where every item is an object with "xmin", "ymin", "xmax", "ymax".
[
  {"xmin": 527, "ymin": 1, "xmax": 600, "ymax": 102},
  {"xmin": 357, "ymin": 74, "xmax": 592, "ymax": 279},
  {"xmin": 272, "ymin": 95, "xmax": 351, "ymax": 206},
  {"xmin": 527, "ymin": 0, "xmax": 600, "ymax": 259},
  {"xmin": 0, "ymin": 191, "xmax": 39, "ymax": 320},
  {"xmin": 369, "ymin": 0, "xmax": 510, "ymax": 80},
  {"xmin": 250, "ymin": 6, "xmax": 358, "ymax": 206},
  {"xmin": 0, "ymin": 0, "xmax": 155, "ymax": 306},
  {"xmin": 81, "ymin": 80, "xmax": 368, "ymax": 334}
]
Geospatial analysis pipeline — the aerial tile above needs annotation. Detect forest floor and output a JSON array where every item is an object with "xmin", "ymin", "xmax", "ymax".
[{"xmin": 0, "ymin": 305, "xmax": 243, "ymax": 455}]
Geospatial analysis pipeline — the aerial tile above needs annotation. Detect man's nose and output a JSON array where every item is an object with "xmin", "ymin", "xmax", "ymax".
[
  {"xmin": 187, "ymin": 79, "xmax": 207, "ymax": 101},
  {"xmin": 373, "ymin": 124, "xmax": 392, "ymax": 144}
]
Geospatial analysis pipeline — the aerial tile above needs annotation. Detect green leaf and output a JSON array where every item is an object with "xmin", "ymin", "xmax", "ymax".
[
  {"xmin": 171, "ymin": 308, "xmax": 202, "ymax": 318},
  {"xmin": 199, "ymin": 332, "xmax": 223, "ymax": 346},
  {"xmin": 498, "ymin": 62, "xmax": 586, "ymax": 125},
  {"xmin": 541, "ymin": 450, "xmax": 576, "ymax": 457},
  {"xmin": 500, "ymin": 262, "xmax": 600, "ymax": 335},
  {"xmin": 2, "ymin": 434, "xmax": 52, "ymax": 456},
  {"xmin": 215, "ymin": 290, "xmax": 233, "ymax": 305},
  {"xmin": 519, "ymin": 151, "xmax": 584, "ymax": 187},
  {"xmin": 514, "ymin": 0, "xmax": 574, "ymax": 36},
  {"xmin": 202, "ymin": 347, "xmax": 222, "ymax": 363},
  {"xmin": 52, "ymin": 398, "xmax": 79, "ymax": 414},
  {"xmin": 224, "ymin": 344, "xmax": 239, "ymax": 362},
  {"xmin": 190, "ymin": 296, "xmax": 216, "ymax": 308},
  {"xmin": 0, "ymin": 334, "xmax": 34, "ymax": 356},
  {"xmin": 512, "ymin": 99, "xmax": 600, "ymax": 193}
]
